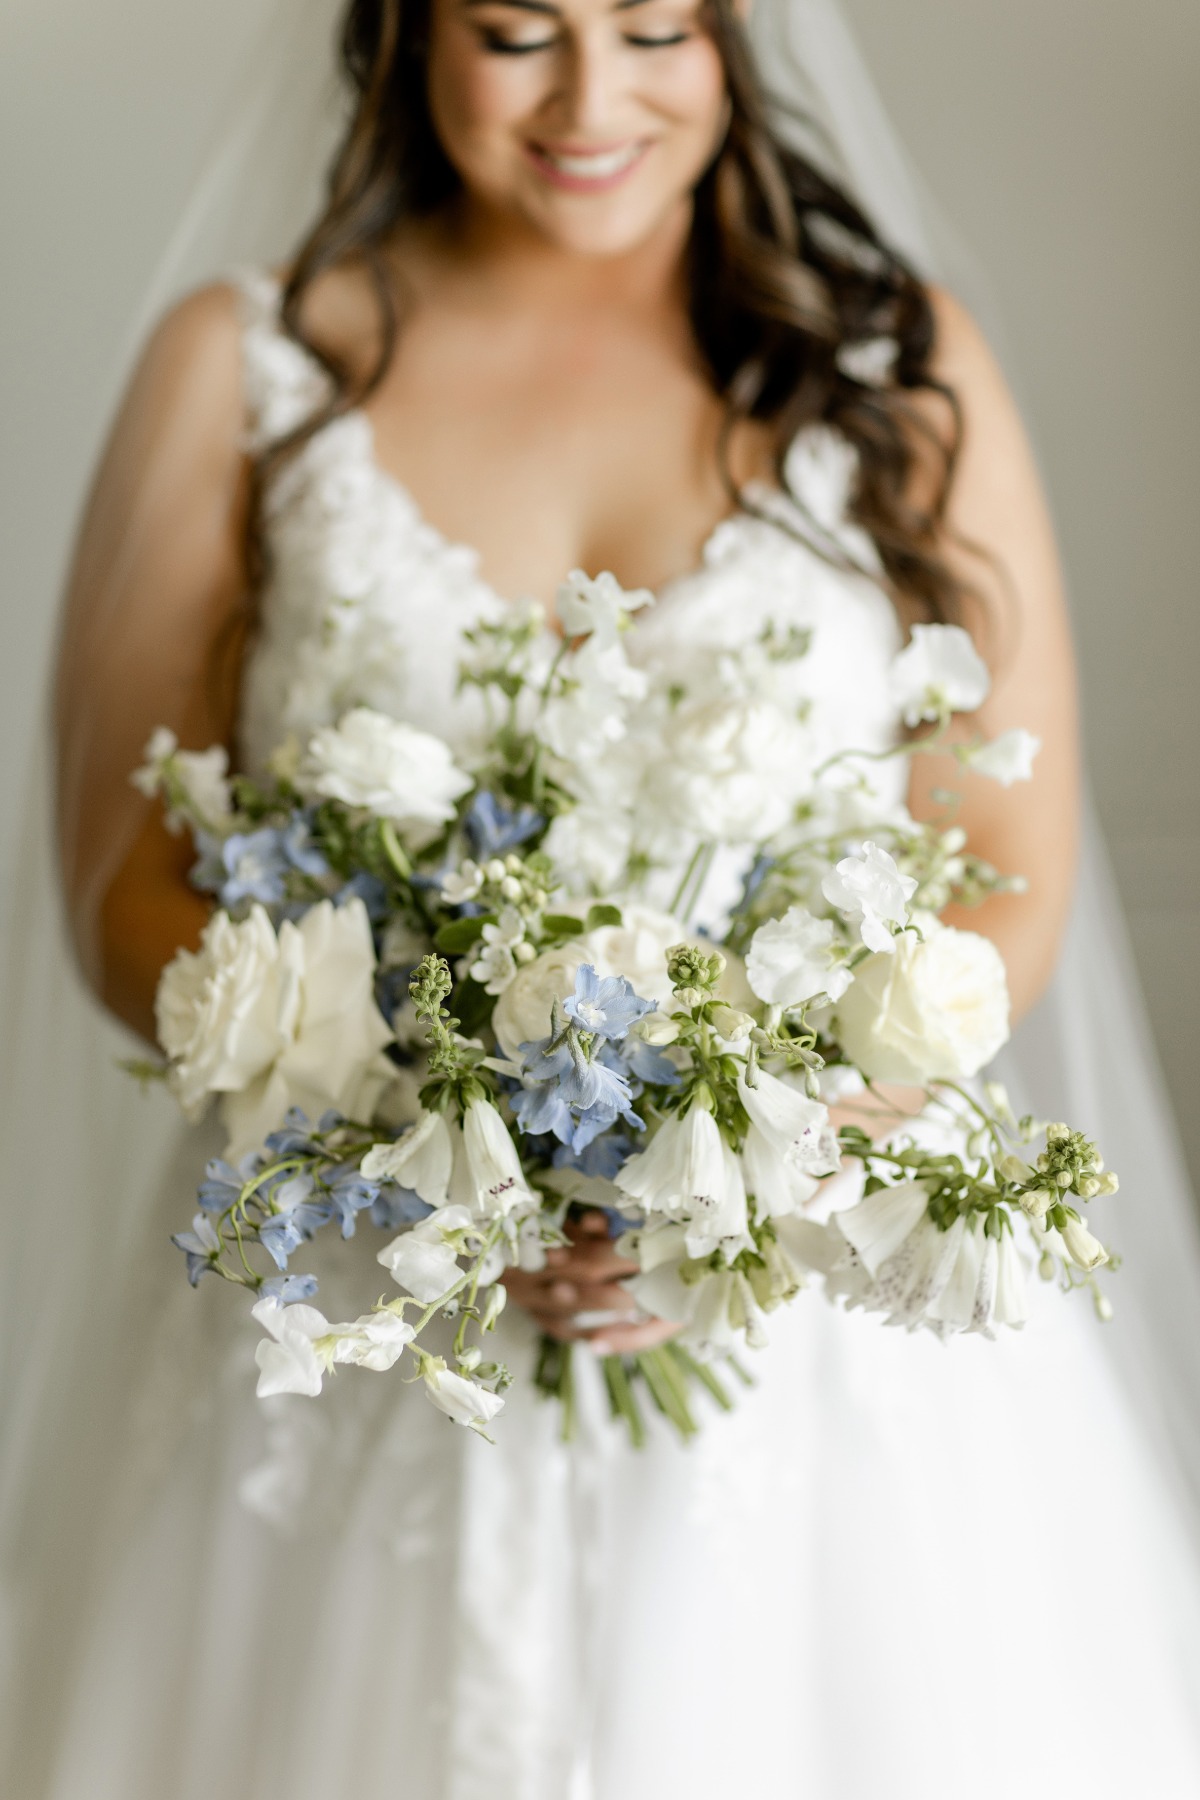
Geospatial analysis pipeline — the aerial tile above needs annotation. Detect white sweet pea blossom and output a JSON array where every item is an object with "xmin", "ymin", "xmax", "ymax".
[
  {"xmin": 362, "ymin": 1109, "xmax": 456, "ymax": 1209},
  {"xmin": 252, "ymin": 1298, "xmax": 332, "ymax": 1398},
  {"xmin": 963, "ymin": 728, "xmax": 1041, "ymax": 787},
  {"xmin": 835, "ymin": 921, "xmax": 1011, "ymax": 1084},
  {"xmin": 156, "ymin": 899, "xmax": 393, "ymax": 1157},
  {"xmin": 822, "ymin": 842, "xmax": 918, "ymax": 955},
  {"xmin": 461, "ymin": 1099, "xmax": 538, "ymax": 1220},
  {"xmin": 422, "ymin": 1362, "xmax": 506, "ymax": 1430},
  {"xmin": 378, "ymin": 1214, "xmax": 464, "ymax": 1303},
  {"xmin": 556, "ymin": 568, "xmax": 653, "ymax": 645},
  {"xmin": 469, "ymin": 909, "xmax": 528, "ymax": 996},
  {"xmin": 615, "ymin": 1107, "xmax": 749, "ymax": 1256},
  {"xmin": 299, "ymin": 707, "xmax": 471, "ymax": 840},
  {"xmin": 330, "ymin": 1311, "xmax": 415, "ymax": 1372},
  {"xmin": 890, "ymin": 623, "xmax": 991, "ymax": 726},
  {"xmin": 132, "ymin": 727, "xmax": 234, "ymax": 833},
  {"xmin": 746, "ymin": 907, "xmax": 853, "ymax": 1008}
]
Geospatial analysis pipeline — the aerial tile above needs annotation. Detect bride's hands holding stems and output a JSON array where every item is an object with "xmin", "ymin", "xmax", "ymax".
[{"xmin": 503, "ymin": 1211, "xmax": 680, "ymax": 1354}]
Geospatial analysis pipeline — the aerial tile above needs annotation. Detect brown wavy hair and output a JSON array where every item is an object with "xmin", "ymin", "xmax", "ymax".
[{"xmin": 251, "ymin": 0, "xmax": 967, "ymax": 626}]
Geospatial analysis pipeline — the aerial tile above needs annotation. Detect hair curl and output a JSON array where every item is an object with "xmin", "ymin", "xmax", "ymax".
[{"xmin": 251, "ymin": 0, "xmax": 968, "ymax": 626}]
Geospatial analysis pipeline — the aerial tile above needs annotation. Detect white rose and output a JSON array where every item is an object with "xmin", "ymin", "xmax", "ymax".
[
  {"xmin": 156, "ymin": 906, "xmax": 288, "ymax": 1122},
  {"xmin": 746, "ymin": 906, "xmax": 852, "ymax": 1008},
  {"xmin": 492, "ymin": 941, "xmax": 588, "ymax": 1059},
  {"xmin": 964, "ymin": 728, "xmax": 1041, "ymax": 786},
  {"xmin": 834, "ymin": 922, "xmax": 1011, "ymax": 1084},
  {"xmin": 889, "ymin": 624, "xmax": 991, "ymax": 726},
  {"xmin": 653, "ymin": 694, "xmax": 813, "ymax": 843},
  {"xmin": 299, "ymin": 707, "xmax": 471, "ymax": 840}
]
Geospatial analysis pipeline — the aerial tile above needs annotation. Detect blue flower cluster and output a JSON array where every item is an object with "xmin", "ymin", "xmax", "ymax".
[
  {"xmin": 466, "ymin": 792, "xmax": 545, "ymax": 858},
  {"xmin": 192, "ymin": 814, "xmax": 329, "ymax": 911},
  {"xmin": 170, "ymin": 1109, "xmax": 433, "ymax": 1298},
  {"xmin": 512, "ymin": 966, "xmax": 678, "ymax": 1163}
]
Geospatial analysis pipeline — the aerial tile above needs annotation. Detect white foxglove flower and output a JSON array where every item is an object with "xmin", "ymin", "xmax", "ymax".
[
  {"xmin": 964, "ymin": 728, "xmax": 1041, "ymax": 786},
  {"xmin": 299, "ymin": 707, "xmax": 471, "ymax": 839},
  {"xmin": 737, "ymin": 1069, "xmax": 840, "ymax": 1221},
  {"xmin": 422, "ymin": 1364, "xmax": 506, "ymax": 1430},
  {"xmin": 362, "ymin": 1109, "xmax": 456, "ymax": 1208},
  {"xmin": 746, "ymin": 907, "xmax": 853, "ymax": 1007},
  {"xmin": 889, "ymin": 623, "xmax": 991, "ymax": 726},
  {"xmin": 556, "ymin": 568, "xmax": 653, "ymax": 645},
  {"xmin": 835, "ymin": 1178, "xmax": 932, "ymax": 1273},
  {"xmin": 828, "ymin": 1186, "xmax": 1021, "ymax": 1338},
  {"xmin": 615, "ymin": 1108, "xmax": 749, "ymax": 1254},
  {"xmin": 469, "ymin": 909, "xmax": 527, "ymax": 997},
  {"xmin": 330, "ymin": 1312, "xmax": 415, "ymax": 1372},
  {"xmin": 993, "ymin": 1231, "xmax": 1031, "ymax": 1328},
  {"xmin": 252, "ymin": 1298, "xmax": 332, "ymax": 1399},
  {"xmin": 461, "ymin": 1100, "xmax": 536, "ymax": 1220},
  {"xmin": 822, "ymin": 842, "xmax": 917, "ymax": 955},
  {"xmin": 834, "ymin": 921, "xmax": 1010, "ymax": 1083},
  {"xmin": 378, "ymin": 1218, "xmax": 464, "ymax": 1303},
  {"xmin": 1061, "ymin": 1215, "xmax": 1109, "ymax": 1273}
]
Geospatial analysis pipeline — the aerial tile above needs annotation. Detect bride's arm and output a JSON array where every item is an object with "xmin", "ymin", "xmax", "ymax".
[
  {"xmin": 55, "ymin": 284, "xmax": 249, "ymax": 1043},
  {"xmin": 904, "ymin": 287, "xmax": 1081, "ymax": 1024}
]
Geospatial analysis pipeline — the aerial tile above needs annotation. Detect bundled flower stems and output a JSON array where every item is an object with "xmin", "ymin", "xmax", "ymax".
[{"xmin": 133, "ymin": 571, "xmax": 1118, "ymax": 1442}]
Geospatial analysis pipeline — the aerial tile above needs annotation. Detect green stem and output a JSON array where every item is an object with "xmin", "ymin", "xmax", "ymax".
[{"xmin": 602, "ymin": 1355, "xmax": 647, "ymax": 1449}]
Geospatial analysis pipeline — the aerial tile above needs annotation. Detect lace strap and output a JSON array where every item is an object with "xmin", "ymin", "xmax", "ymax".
[{"xmin": 230, "ymin": 268, "xmax": 332, "ymax": 455}]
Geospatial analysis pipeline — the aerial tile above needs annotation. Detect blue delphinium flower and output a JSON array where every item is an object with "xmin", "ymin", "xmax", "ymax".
[
  {"xmin": 323, "ymin": 1165, "xmax": 381, "ymax": 1239},
  {"xmin": 172, "ymin": 1213, "xmax": 221, "ymax": 1286},
  {"xmin": 371, "ymin": 1184, "xmax": 435, "ymax": 1231},
  {"xmin": 258, "ymin": 1174, "xmax": 335, "ymax": 1270},
  {"xmin": 563, "ymin": 965, "xmax": 655, "ymax": 1040},
  {"xmin": 197, "ymin": 1151, "xmax": 263, "ymax": 1213},
  {"xmin": 264, "ymin": 1109, "xmax": 322, "ymax": 1159},
  {"xmin": 336, "ymin": 871, "xmax": 390, "ymax": 921},
  {"xmin": 465, "ymin": 792, "xmax": 545, "ymax": 858},
  {"xmin": 608, "ymin": 1032, "xmax": 681, "ymax": 1090},
  {"xmin": 261, "ymin": 1272, "xmax": 320, "ymax": 1304},
  {"xmin": 512, "ymin": 1079, "xmax": 577, "ymax": 1143},
  {"xmin": 551, "ymin": 1130, "xmax": 637, "ymax": 1181},
  {"xmin": 282, "ymin": 814, "xmax": 330, "ymax": 878}
]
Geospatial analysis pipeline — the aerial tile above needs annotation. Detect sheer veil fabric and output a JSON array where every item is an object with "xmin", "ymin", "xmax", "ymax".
[{"xmin": 3, "ymin": 0, "xmax": 1200, "ymax": 1783}]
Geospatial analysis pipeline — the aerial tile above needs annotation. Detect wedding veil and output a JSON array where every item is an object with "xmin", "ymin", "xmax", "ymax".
[{"xmin": 4, "ymin": 0, "xmax": 1200, "ymax": 1737}]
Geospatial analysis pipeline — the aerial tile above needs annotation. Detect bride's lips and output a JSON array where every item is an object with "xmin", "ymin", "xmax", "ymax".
[{"xmin": 523, "ymin": 138, "xmax": 649, "ymax": 193}]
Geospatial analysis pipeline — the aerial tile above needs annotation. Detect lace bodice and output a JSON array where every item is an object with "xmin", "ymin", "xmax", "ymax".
[{"xmin": 235, "ymin": 270, "xmax": 907, "ymax": 798}]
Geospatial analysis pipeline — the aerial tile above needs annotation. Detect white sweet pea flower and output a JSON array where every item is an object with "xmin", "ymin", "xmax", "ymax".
[
  {"xmin": 252, "ymin": 1298, "xmax": 333, "ymax": 1399},
  {"xmin": 377, "ymin": 1215, "xmax": 464, "ymax": 1303},
  {"xmin": 132, "ymin": 726, "xmax": 234, "ymax": 833},
  {"xmin": 469, "ymin": 908, "xmax": 527, "ymax": 996},
  {"xmin": 461, "ymin": 1099, "xmax": 537, "ymax": 1221},
  {"xmin": 822, "ymin": 842, "xmax": 918, "ymax": 955},
  {"xmin": 834, "ymin": 920, "xmax": 1011, "ymax": 1084},
  {"xmin": 963, "ymin": 728, "xmax": 1041, "ymax": 786},
  {"xmin": 737, "ymin": 1068, "xmax": 840, "ymax": 1221},
  {"xmin": 330, "ymin": 1311, "xmax": 415, "ymax": 1372},
  {"xmin": 746, "ymin": 906, "xmax": 853, "ymax": 1007},
  {"xmin": 299, "ymin": 707, "xmax": 471, "ymax": 841},
  {"xmin": 890, "ymin": 623, "xmax": 990, "ymax": 726},
  {"xmin": 556, "ymin": 568, "xmax": 653, "ymax": 645},
  {"xmin": 441, "ymin": 860, "xmax": 484, "ymax": 906},
  {"xmin": 422, "ymin": 1362, "xmax": 506, "ymax": 1430},
  {"xmin": 615, "ymin": 1107, "xmax": 749, "ymax": 1256},
  {"xmin": 156, "ymin": 899, "xmax": 394, "ymax": 1156},
  {"xmin": 362, "ymin": 1109, "xmax": 456, "ymax": 1208}
]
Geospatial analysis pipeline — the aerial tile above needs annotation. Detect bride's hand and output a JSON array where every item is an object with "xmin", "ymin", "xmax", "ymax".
[{"xmin": 502, "ymin": 1211, "xmax": 680, "ymax": 1355}]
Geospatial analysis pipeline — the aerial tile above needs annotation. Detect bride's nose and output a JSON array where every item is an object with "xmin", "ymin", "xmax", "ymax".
[{"xmin": 547, "ymin": 34, "xmax": 630, "ymax": 137}]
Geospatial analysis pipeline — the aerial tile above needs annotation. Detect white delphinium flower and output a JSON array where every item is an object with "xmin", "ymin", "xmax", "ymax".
[
  {"xmin": 834, "ymin": 920, "xmax": 1011, "ymax": 1083},
  {"xmin": 132, "ymin": 726, "xmax": 234, "ymax": 833},
  {"xmin": 615, "ymin": 1107, "xmax": 749, "ymax": 1256},
  {"xmin": 299, "ymin": 707, "xmax": 471, "ymax": 840},
  {"xmin": 461, "ymin": 1099, "xmax": 537, "ymax": 1221},
  {"xmin": 737, "ymin": 1068, "xmax": 840, "ymax": 1221},
  {"xmin": 378, "ymin": 1209, "xmax": 467, "ymax": 1303},
  {"xmin": 362, "ymin": 1109, "xmax": 456, "ymax": 1208},
  {"xmin": 889, "ymin": 623, "xmax": 991, "ymax": 726},
  {"xmin": 962, "ymin": 728, "xmax": 1041, "ymax": 786},
  {"xmin": 468, "ymin": 908, "xmax": 528, "ymax": 996},
  {"xmin": 746, "ymin": 906, "xmax": 853, "ymax": 1008},
  {"xmin": 156, "ymin": 899, "xmax": 393, "ymax": 1156},
  {"xmin": 252, "ymin": 1298, "xmax": 332, "ymax": 1398},
  {"xmin": 556, "ymin": 568, "xmax": 653, "ymax": 645},
  {"xmin": 441, "ymin": 860, "xmax": 484, "ymax": 906},
  {"xmin": 422, "ymin": 1361, "xmax": 506, "ymax": 1430},
  {"xmin": 822, "ymin": 841, "xmax": 918, "ymax": 955}
]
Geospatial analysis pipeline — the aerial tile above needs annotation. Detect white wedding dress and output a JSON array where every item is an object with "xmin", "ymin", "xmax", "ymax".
[{"xmin": 21, "ymin": 271, "xmax": 1200, "ymax": 1800}]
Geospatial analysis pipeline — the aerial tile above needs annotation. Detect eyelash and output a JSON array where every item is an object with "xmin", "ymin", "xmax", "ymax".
[{"xmin": 481, "ymin": 30, "xmax": 691, "ymax": 54}]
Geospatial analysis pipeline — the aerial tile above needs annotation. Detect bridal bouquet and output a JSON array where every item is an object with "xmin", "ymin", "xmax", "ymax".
[{"xmin": 133, "ymin": 571, "xmax": 1119, "ymax": 1441}]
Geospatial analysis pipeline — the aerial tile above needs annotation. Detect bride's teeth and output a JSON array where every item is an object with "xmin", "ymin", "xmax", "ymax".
[{"xmin": 541, "ymin": 145, "xmax": 641, "ymax": 180}]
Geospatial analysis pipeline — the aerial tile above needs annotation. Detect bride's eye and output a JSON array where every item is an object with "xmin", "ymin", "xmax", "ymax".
[
  {"xmin": 479, "ymin": 28, "xmax": 559, "ymax": 53},
  {"xmin": 623, "ymin": 30, "xmax": 692, "ymax": 47}
]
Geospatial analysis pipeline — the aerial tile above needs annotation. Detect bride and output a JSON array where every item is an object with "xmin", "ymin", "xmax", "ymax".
[{"xmin": 20, "ymin": 0, "xmax": 1200, "ymax": 1793}]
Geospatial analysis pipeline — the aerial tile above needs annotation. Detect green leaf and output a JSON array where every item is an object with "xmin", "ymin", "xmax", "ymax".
[
  {"xmin": 542, "ymin": 912, "xmax": 586, "ymax": 939},
  {"xmin": 585, "ymin": 903, "xmax": 623, "ymax": 932},
  {"xmin": 434, "ymin": 914, "xmax": 495, "ymax": 954}
]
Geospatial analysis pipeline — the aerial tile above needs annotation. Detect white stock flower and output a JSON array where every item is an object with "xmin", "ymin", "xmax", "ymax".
[
  {"xmin": 362, "ymin": 1110, "xmax": 455, "ymax": 1208},
  {"xmin": 822, "ymin": 842, "xmax": 918, "ymax": 955},
  {"xmin": 653, "ymin": 694, "xmax": 812, "ymax": 843},
  {"xmin": 377, "ymin": 1214, "xmax": 464, "ymax": 1302},
  {"xmin": 964, "ymin": 728, "xmax": 1041, "ymax": 786},
  {"xmin": 540, "ymin": 638, "xmax": 649, "ymax": 762},
  {"xmin": 132, "ymin": 727, "xmax": 234, "ymax": 832},
  {"xmin": 835, "ymin": 921, "xmax": 1011, "ymax": 1084},
  {"xmin": 890, "ymin": 624, "xmax": 991, "ymax": 726},
  {"xmin": 299, "ymin": 707, "xmax": 471, "ymax": 839},
  {"xmin": 252, "ymin": 1298, "xmax": 332, "ymax": 1398},
  {"xmin": 746, "ymin": 907, "xmax": 853, "ymax": 1007},
  {"xmin": 737, "ymin": 1069, "xmax": 840, "ymax": 1220},
  {"xmin": 615, "ymin": 1107, "xmax": 749, "ymax": 1256},
  {"xmin": 422, "ymin": 1363, "xmax": 506, "ymax": 1430},
  {"xmin": 541, "ymin": 805, "xmax": 635, "ymax": 895},
  {"xmin": 461, "ymin": 1099, "xmax": 537, "ymax": 1220},
  {"xmin": 469, "ymin": 908, "xmax": 527, "ymax": 996},
  {"xmin": 556, "ymin": 568, "xmax": 653, "ymax": 645}
]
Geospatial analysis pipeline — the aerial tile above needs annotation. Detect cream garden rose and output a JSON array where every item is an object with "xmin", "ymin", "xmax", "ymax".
[{"xmin": 834, "ymin": 920, "xmax": 1011, "ymax": 1083}]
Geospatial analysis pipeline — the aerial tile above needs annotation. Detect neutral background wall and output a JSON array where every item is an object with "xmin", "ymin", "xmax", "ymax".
[{"xmin": 1, "ymin": 1, "xmax": 1198, "ymax": 1181}]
